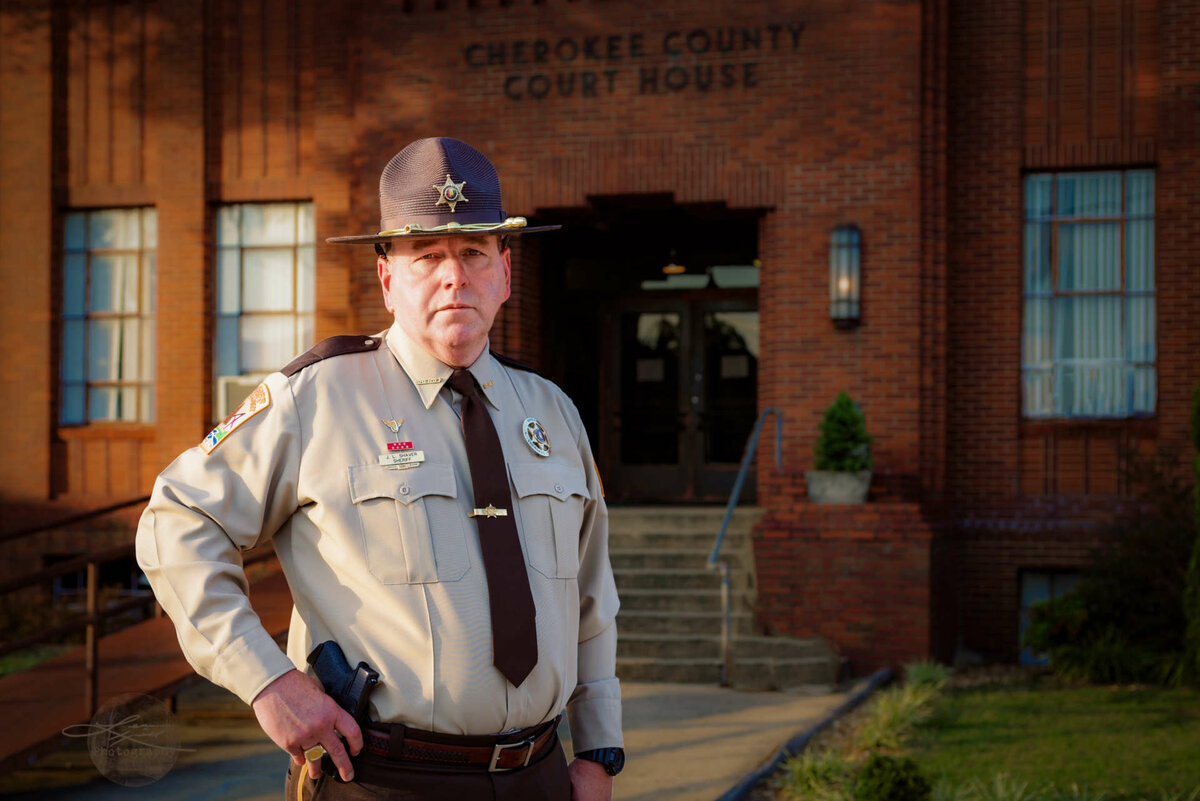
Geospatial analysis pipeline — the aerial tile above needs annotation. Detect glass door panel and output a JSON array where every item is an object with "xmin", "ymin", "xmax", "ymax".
[
  {"xmin": 620, "ymin": 312, "xmax": 683, "ymax": 464},
  {"xmin": 702, "ymin": 310, "xmax": 760, "ymax": 464},
  {"xmin": 607, "ymin": 303, "xmax": 689, "ymax": 499}
]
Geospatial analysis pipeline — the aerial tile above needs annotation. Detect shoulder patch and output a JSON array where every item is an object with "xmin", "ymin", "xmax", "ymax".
[
  {"xmin": 202, "ymin": 382, "xmax": 270, "ymax": 454},
  {"xmin": 282, "ymin": 335, "xmax": 383, "ymax": 377},
  {"xmin": 490, "ymin": 350, "xmax": 542, "ymax": 376}
]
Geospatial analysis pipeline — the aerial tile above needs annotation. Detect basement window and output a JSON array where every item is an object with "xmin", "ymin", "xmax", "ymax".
[{"xmin": 1018, "ymin": 569, "xmax": 1080, "ymax": 666}]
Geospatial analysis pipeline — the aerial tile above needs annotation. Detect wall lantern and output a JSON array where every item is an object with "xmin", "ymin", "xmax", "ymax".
[{"xmin": 829, "ymin": 224, "xmax": 862, "ymax": 327}]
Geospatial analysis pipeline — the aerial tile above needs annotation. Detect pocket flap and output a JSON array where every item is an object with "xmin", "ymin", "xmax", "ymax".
[
  {"xmin": 348, "ymin": 463, "xmax": 457, "ymax": 505},
  {"xmin": 509, "ymin": 462, "xmax": 591, "ymax": 502}
]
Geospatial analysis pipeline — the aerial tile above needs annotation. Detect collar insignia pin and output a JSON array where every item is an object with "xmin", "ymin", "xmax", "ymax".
[
  {"xmin": 433, "ymin": 174, "xmax": 468, "ymax": 213},
  {"xmin": 522, "ymin": 417, "xmax": 551, "ymax": 458}
]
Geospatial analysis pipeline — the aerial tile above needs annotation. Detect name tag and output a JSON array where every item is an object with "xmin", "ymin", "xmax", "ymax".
[{"xmin": 378, "ymin": 450, "xmax": 426, "ymax": 468}]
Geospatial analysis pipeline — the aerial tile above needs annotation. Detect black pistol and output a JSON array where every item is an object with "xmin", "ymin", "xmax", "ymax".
[{"xmin": 306, "ymin": 641, "xmax": 380, "ymax": 724}]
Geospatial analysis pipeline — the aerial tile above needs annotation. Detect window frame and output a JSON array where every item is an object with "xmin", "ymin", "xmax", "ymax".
[
  {"xmin": 59, "ymin": 207, "xmax": 157, "ymax": 426},
  {"xmin": 213, "ymin": 201, "xmax": 315, "ymax": 375},
  {"xmin": 1018, "ymin": 568, "xmax": 1081, "ymax": 666},
  {"xmin": 1020, "ymin": 168, "xmax": 1156, "ymax": 420}
]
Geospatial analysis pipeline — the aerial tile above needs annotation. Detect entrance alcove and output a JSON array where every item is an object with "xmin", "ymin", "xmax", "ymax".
[{"xmin": 536, "ymin": 194, "xmax": 765, "ymax": 503}]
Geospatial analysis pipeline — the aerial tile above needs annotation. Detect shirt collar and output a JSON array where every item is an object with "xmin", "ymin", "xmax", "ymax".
[
  {"xmin": 385, "ymin": 322, "xmax": 502, "ymax": 411},
  {"xmin": 465, "ymin": 351, "xmax": 502, "ymax": 411}
]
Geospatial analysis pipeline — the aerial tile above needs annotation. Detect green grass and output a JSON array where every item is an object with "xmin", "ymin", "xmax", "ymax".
[
  {"xmin": 0, "ymin": 645, "xmax": 73, "ymax": 678},
  {"xmin": 911, "ymin": 685, "xmax": 1200, "ymax": 797}
]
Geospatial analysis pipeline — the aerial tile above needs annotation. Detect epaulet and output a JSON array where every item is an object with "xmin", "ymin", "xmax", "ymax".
[
  {"xmin": 282, "ymin": 335, "xmax": 382, "ymax": 377},
  {"xmin": 490, "ymin": 350, "xmax": 542, "ymax": 377}
]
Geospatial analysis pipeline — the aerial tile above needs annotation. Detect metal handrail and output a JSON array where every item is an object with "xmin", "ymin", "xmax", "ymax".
[
  {"xmin": 0, "ymin": 496, "xmax": 150, "ymax": 545},
  {"xmin": 0, "ymin": 499, "xmax": 276, "ymax": 715},
  {"xmin": 706, "ymin": 407, "xmax": 783, "ymax": 686}
]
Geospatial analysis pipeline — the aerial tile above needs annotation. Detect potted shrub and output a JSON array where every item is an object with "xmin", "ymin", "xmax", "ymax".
[{"xmin": 806, "ymin": 391, "xmax": 873, "ymax": 504}]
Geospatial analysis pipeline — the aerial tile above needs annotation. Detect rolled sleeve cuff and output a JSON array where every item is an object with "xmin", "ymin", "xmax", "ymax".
[
  {"xmin": 566, "ymin": 683, "xmax": 623, "ymax": 751},
  {"xmin": 211, "ymin": 627, "xmax": 298, "ymax": 706}
]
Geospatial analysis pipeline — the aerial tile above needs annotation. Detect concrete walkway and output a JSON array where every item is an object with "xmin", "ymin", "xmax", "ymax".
[{"xmin": 0, "ymin": 679, "xmax": 855, "ymax": 801}]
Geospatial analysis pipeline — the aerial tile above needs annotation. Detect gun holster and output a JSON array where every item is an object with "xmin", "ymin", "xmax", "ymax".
[{"xmin": 306, "ymin": 640, "xmax": 380, "ymax": 724}]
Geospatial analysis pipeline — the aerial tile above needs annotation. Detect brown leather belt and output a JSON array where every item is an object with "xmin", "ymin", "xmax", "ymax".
[{"xmin": 362, "ymin": 717, "xmax": 560, "ymax": 772}]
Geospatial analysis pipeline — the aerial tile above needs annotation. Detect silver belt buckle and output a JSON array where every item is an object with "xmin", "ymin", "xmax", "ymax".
[{"xmin": 489, "ymin": 737, "xmax": 535, "ymax": 772}]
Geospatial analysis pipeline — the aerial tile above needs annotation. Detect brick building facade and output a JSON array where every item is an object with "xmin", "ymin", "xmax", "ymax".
[{"xmin": 0, "ymin": 0, "xmax": 1196, "ymax": 672}]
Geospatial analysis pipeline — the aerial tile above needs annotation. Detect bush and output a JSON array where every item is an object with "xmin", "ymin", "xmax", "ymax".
[
  {"xmin": 854, "ymin": 683, "xmax": 939, "ymax": 753},
  {"xmin": 776, "ymin": 750, "xmax": 854, "ymax": 801},
  {"xmin": 1021, "ymin": 447, "xmax": 1197, "ymax": 685},
  {"xmin": 815, "ymin": 392, "xmax": 873, "ymax": 472},
  {"xmin": 855, "ymin": 754, "xmax": 931, "ymax": 801},
  {"xmin": 1182, "ymin": 386, "xmax": 1200, "ymax": 682},
  {"xmin": 905, "ymin": 661, "xmax": 951, "ymax": 690}
]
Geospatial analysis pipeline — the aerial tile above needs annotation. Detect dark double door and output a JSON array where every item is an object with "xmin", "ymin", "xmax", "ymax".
[{"xmin": 601, "ymin": 292, "xmax": 758, "ymax": 502}]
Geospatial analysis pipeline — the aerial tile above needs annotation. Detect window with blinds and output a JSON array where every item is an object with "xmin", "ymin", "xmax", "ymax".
[{"xmin": 1021, "ymin": 171, "xmax": 1155, "ymax": 418}]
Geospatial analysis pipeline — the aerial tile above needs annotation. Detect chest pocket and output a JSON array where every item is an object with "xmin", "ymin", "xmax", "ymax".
[
  {"xmin": 348, "ymin": 463, "xmax": 470, "ymax": 584},
  {"xmin": 510, "ymin": 462, "xmax": 591, "ymax": 580}
]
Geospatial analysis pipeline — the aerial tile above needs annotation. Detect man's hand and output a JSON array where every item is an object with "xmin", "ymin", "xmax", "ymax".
[
  {"xmin": 568, "ymin": 757, "xmax": 613, "ymax": 801},
  {"xmin": 251, "ymin": 669, "xmax": 363, "ymax": 782}
]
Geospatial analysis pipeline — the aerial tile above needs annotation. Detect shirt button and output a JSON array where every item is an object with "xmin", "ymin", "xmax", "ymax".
[
  {"xmin": 554, "ymin": 483, "xmax": 564, "ymax": 493},
  {"xmin": 364, "ymin": 338, "xmax": 374, "ymax": 346},
  {"xmin": 400, "ymin": 486, "xmax": 410, "ymax": 496}
]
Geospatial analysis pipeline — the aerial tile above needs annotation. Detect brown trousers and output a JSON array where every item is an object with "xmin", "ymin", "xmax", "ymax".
[{"xmin": 283, "ymin": 735, "xmax": 572, "ymax": 801}]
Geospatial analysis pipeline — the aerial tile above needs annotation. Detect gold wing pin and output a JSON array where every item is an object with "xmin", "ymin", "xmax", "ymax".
[{"xmin": 381, "ymin": 419, "xmax": 403, "ymax": 433}]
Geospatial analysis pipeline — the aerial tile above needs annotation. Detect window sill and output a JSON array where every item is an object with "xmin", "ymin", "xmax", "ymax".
[
  {"xmin": 1019, "ymin": 416, "xmax": 1157, "ymax": 436},
  {"xmin": 57, "ymin": 423, "xmax": 157, "ymax": 441}
]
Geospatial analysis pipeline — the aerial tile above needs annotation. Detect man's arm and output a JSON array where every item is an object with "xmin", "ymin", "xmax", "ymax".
[
  {"xmin": 135, "ymin": 372, "xmax": 301, "ymax": 702},
  {"xmin": 566, "ymin": 422, "xmax": 622, "ymax": 801},
  {"xmin": 136, "ymin": 371, "xmax": 364, "ymax": 781}
]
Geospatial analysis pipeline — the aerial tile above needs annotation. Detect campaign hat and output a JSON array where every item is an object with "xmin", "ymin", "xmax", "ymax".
[{"xmin": 326, "ymin": 137, "xmax": 558, "ymax": 244}]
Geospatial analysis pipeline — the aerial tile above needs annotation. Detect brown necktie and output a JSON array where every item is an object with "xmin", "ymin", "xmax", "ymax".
[{"xmin": 447, "ymin": 369, "xmax": 538, "ymax": 686}]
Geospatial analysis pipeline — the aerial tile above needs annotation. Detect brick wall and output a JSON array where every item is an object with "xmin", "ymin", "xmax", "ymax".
[
  {"xmin": 944, "ymin": 0, "xmax": 1200, "ymax": 660},
  {"xmin": 0, "ymin": 0, "xmax": 54, "ymax": 502},
  {"xmin": 754, "ymin": 498, "xmax": 937, "ymax": 674},
  {"xmin": 0, "ymin": 0, "xmax": 1196, "ymax": 672}
]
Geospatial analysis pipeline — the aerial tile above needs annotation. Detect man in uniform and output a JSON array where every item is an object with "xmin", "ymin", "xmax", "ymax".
[{"xmin": 136, "ymin": 137, "xmax": 624, "ymax": 800}]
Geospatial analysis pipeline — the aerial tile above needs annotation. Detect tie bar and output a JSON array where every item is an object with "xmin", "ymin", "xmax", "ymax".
[{"xmin": 469, "ymin": 505, "xmax": 509, "ymax": 519}]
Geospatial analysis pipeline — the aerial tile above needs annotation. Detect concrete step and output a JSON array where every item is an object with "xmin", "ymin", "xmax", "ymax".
[
  {"xmin": 613, "ymin": 568, "xmax": 752, "ymax": 592},
  {"xmin": 608, "ymin": 548, "xmax": 752, "ymax": 570},
  {"xmin": 728, "ymin": 656, "xmax": 841, "ymax": 691},
  {"xmin": 607, "ymin": 530, "xmax": 751, "ymax": 551},
  {"xmin": 730, "ymin": 635, "xmax": 832, "ymax": 660},
  {"xmin": 616, "ymin": 588, "xmax": 754, "ymax": 613},
  {"xmin": 616, "ymin": 609, "xmax": 751, "ymax": 636},
  {"xmin": 617, "ymin": 633, "xmax": 722, "ymax": 660},
  {"xmin": 607, "ymin": 508, "xmax": 762, "ymax": 546},
  {"xmin": 616, "ymin": 657, "xmax": 724, "ymax": 684},
  {"xmin": 616, "ymin": 635, "xmax": 842, "ymax": 688},
  {"xmin": 604, "ymin": 506, "xmax": 836, "ymax": 689},
  {"xmin": 616, "ymin": 633, "xmax": 835, "ymax": 661},
  {"xmin": 609, "ymin": 505, "xmax": 763, "ymax": 528}
]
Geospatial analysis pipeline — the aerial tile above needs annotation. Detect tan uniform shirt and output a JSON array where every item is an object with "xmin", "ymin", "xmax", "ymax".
[{"xmin": 135, "ymin": 323, "xmax": 622, "ymax": 751}]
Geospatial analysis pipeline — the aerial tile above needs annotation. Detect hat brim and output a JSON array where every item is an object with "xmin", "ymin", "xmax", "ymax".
[{"xmin": 327, "ymin": 224, "xmax": 560, "ymax": 245}]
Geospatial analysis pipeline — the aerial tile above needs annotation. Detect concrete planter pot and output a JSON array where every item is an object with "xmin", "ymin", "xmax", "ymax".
[{"xmin": 805, "ymin": 470, "xmax": 872, "ymax": 505}]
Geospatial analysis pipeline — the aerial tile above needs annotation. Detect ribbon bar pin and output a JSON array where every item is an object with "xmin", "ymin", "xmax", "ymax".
[{"xmin": 469, "ymin": 505, "xmax": 508, "ymax": 519}]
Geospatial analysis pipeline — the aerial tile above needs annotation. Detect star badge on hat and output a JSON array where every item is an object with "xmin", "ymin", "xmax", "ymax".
[{"xmin": 433, "ymin": 174, "xmax": 468, "ymax": 213}]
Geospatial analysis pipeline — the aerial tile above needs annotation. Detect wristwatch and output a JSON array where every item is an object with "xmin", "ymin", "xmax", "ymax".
[{"xmin": 575, "ymin": 747, "xmax": 625, "ymax": 776}]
